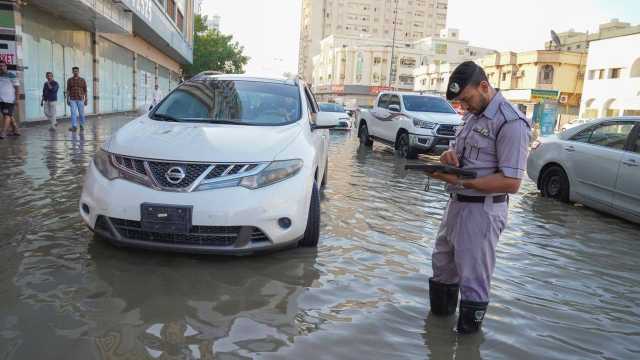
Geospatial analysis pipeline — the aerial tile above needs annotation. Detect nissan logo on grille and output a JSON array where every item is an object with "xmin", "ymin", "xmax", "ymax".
[{"xmin": 165, "ymin": 166, "xmax": 186, "ymax": 184}]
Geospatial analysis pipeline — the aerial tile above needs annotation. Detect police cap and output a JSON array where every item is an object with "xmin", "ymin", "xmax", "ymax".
[{"xmin": 446, "ymin": 61, "xmax": 487, "ymax": 101}]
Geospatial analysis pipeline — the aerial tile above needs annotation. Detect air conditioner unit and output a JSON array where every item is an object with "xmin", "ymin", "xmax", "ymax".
[{"xmin": 559, "ymin": 95, "xmax": 569, "ymax": 104}]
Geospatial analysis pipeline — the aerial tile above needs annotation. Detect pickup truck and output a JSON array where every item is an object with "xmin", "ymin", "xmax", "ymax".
[{"xmin": 356, "ymin": 92, "xmax": 463, "ymax": 158}]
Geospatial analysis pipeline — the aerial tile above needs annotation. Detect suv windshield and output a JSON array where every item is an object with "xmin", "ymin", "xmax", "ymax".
[
  {"xmin": 319, "ymin": 103, "xmax": 345, "ymax": 113},
  {"xmin": 151, "ymin": 79, "xmax": 301, "ymax": 125},
  {"xmin": 402, "ymin": 96, "xmax": 456, "ymax": 114}
]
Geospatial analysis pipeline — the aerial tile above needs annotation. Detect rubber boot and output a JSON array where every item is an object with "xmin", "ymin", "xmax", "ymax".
[
  {"xmin": 429, "ymin": 277, "xmax": 459, "ymax": 316},
  {"xmin": 456, "ymin": 300, "xmax": 488, "ymax": 334}
]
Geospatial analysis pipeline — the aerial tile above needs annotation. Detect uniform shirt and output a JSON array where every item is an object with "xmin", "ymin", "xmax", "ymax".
[
  {"xmin": 0, "ymin": 71, "xmax": 18, "ymax": 104},
  {"xmin": 42, "ymin": 80, "xmax": 59, "ymax": 102},
  {"xmin": 449, "ymin": 91, "xmax": 532, "ymax": 196},
  {"xmin": 66, "ymin": 76, "xmax": 87, "ymax": 101}
]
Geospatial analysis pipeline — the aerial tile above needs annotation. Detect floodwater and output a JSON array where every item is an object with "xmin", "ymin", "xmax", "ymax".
[{"xmin": 1, "ymin": 115, "xmax": 639, "ymax": 360}]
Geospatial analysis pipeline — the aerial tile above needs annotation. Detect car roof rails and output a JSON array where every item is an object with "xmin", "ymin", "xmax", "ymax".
[{"xmin": 192, "ymin": 71, "xmax": 224, "ymax": 80}]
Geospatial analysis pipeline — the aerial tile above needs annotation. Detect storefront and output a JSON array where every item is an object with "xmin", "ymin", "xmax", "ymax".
[{"xmin": 98, "ymin": 39, "xmax": 134, "ymax": 113}]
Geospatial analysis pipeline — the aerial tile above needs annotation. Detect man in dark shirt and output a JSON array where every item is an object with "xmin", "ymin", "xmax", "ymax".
[
  {"xmin": 41, "ymin": 72, "xmax": 59, "ymax": 130},
  {"xmin": 66, "ymin": 66, "xmax": 87, "ymax": 132}
]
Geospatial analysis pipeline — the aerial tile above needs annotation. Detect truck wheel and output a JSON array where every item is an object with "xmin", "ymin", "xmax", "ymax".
[
  {"xmin": 359, "ymin": 123, "xmax": 373, "ymax": 147},
  {"xmin": 397, "ymin": 133, "xmax": 418, "ymax": 159},
  {"xmin": 299, "ymin": 181, "xmax": 320, "ymax": 248},
  {"xmin": 540, "ymin": 166, "xmax": 570, "ymax": 203}
]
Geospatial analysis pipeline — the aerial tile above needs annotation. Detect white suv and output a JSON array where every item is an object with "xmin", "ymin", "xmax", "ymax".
[{"xmin": 79, "ymin": 73, "xmax": 337, "ymax": 254}]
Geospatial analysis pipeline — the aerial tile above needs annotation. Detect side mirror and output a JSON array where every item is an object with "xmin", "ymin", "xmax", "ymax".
[
  {"xmin": 312, "ymin": 111, "xmax": 338, "ymax": 130},
  {"xmin": 388, "ymin": 104, "xmax": 401, "ymax": 112}
]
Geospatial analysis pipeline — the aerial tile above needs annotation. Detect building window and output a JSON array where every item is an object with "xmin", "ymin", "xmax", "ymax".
[
  {"xmin": 598, "ymin": 69, "xmax": 605, "ymax": 79},
  {"xmin": 502, "ymin": 73, "xmax": 507, "ymax": 81},
  {"xmin": 400, "ymin": 57, "xmax": 416, "ymax": 67},
  {"xmin": 374, "ymin": 57, "xmax": 382, "ymax": 64},
  {"xmin": 609, "ymin": 68, "xmax": 621, "ymax": 79},
  {"xmin": 539, "ymin": 65, "xmax": 554, "ymax": 84},
  {"xmin": 588, "ymin": 70, "xmax": 596, "ymax": 80},
  {"xmin": 435, "ymin": 43, "xmax": 447, "ymax": 55},
  {"xmin": 167, "ymin": 0, "xmax": 176, "ymax": 21},
  {"xmin": 177, "ymin": 10, "xmax": 184, "ymax": 33}
]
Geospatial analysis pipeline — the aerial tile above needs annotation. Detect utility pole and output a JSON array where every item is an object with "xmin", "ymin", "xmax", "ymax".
[{"xmin": 388, "ymin": 0, "xmax": 399, "ymax": 89}]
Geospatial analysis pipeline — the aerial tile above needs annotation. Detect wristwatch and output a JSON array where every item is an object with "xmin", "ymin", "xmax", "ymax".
[{"xmin": 455, "ymin": 179, "xmax": 465, "ymax": 191}]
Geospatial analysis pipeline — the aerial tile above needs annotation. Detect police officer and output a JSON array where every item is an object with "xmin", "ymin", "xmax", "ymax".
[{"xmin": 428, "ymin": 61, "xmax": 531, "ymax": 334}]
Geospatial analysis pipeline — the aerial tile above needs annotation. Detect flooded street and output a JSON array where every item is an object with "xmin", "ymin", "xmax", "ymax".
[{"xmin": 1, "ymin": 114, "xmax": 639, "ymax": 360}]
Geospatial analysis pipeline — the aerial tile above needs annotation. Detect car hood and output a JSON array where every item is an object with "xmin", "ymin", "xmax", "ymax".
[
  {"xmin": 104, "ymin": 116, "xmax": 303, "ymax": 162},
  {"xmin": 405, "ymin": 111, "xmax": 462, "ymax": 125}
]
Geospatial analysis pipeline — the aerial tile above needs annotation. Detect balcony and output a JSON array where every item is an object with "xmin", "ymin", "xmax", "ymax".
[{"xmin": 29, "ymin": 0, "xmax": 132, "ymax": 33}]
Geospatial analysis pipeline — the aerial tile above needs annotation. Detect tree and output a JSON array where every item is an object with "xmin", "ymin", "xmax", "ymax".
[{"xmin": 184, "ymin": 15, "xmax": 249, "ymax": 78}]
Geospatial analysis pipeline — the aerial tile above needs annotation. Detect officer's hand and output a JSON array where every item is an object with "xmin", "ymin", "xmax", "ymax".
[
  {"xmin": 431, "ymin": 172, "xmax": 459, "ymax": 185},
  {"xmin": 440, "ymin": 150, "xmax": 459, "ymax": 167}
]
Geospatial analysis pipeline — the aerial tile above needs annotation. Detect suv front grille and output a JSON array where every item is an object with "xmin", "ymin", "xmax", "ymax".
[
  {"xmin": 110, "ymin": 155, "xmax": 261, "ymax": 192},
  {"xmin": 101, "ymin": 217, "xmax": 270, "ymax": 247},
  {"xmin": 436, "ymin": 124, "xmax": 456, "ymax": 137},
  {"xmin": 147, "ymin": 161, "xmax": 210, "ymax": 189}
]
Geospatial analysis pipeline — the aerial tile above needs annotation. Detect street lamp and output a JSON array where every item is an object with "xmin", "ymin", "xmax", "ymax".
[{"xmin": 388, "ymin": 0, "xmax": 399, "ymax": 89}]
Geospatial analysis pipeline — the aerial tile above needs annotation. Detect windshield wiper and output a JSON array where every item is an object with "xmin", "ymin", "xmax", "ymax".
[
  {"xmin": 151, "ymin": 113, "xmax": 180, "ymax": 122},
  {"xmin": 179, "ymin": 118, "xmax": 243, "ymax": 125}
]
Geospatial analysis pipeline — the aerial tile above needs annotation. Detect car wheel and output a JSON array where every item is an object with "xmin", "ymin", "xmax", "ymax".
[
  {"xmin": 299, "ymin": 181, "xmax": 320, "ymax": 248},
  {"xmin": 540, "ymin": 166, "xmax": 570, "ymax": 203},
  {"xmin": 359, "ymin": 123, "xmax": 373, "ymax": 147},
  {"xmin": 397, "ymin": 133, "xmax": 418, "ymax": 159}
]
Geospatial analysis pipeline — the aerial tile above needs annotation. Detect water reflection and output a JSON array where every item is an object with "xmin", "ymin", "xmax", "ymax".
[{"xmin": 87, "ymin": 241, "xmax": 320, "ymax": 359}]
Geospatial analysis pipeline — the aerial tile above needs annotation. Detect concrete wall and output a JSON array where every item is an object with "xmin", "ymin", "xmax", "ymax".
[{"xmin": 99, "ymin": 33, "xmax": 181, "ymax": 73}]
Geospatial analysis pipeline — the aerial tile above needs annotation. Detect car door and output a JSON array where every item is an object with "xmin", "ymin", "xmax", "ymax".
[
  {"xmin": 563, "ymin": 121, "xmax": 635, "ymax": 208},
  {"xmin": 369, "ymin": 93, "xmax": 391, "ymax": 137},
  {"xmin": 304, "ymin": 86, "xmax": 327, "ymax": 181},
  {"xmin": 613, "ymin": 123, "xmax": 640, "ymax": 219}
]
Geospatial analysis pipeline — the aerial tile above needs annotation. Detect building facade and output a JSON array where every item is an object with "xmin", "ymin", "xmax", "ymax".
[
  {"xmin": 1, "ymin": 0, "xmax": 194, "ymax": 123},
  {"xmin": 477, "ymin": 50, "xmax": 587, "ymax": 121},
  {"xmin": 299, "ymin": 0, "xmax": 449, "ymax": 82},
  {"xmin": 311, "ymin": 35, "xmax": 425, "ymax": 106},
  {"xmin": 208, "ymin": 14, "xmax": 221, "ymax": 32},
  {"xmin": 412, "ymin": 28, "xmax": 496, "ymax": 94},
  {"xmin": 545, "ymin": 19, "xmax": 640, "ymax": 53},
  {"xmin": 579, "ymin": 32, "xmax": 640, "ymax": 119}
]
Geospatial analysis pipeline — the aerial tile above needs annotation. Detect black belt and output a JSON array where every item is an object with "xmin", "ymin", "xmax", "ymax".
[{"xmin": 450, "ymin": 194, "xmax": 508, "ymax": 203}]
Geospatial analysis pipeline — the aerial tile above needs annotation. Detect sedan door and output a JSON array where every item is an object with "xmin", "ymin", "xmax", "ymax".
[
  {"xmin": 613, "ymin": 123, "xmax": 640, "ymax": 220},
  {"xmin": 305, "ymin": 86, "xmax": 328, "ymax": 180},
  {"xmin": 563, "ymin": 121, "xmax": 635, "ymax": 208}
]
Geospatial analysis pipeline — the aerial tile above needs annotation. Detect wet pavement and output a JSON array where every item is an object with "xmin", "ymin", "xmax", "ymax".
[{"xmin": 1, "ymin": 114, "xmax": 639, "ymax": 360}]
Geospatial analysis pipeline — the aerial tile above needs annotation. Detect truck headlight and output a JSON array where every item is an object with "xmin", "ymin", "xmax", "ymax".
[
  {"xmin": 413, "ymin": 118, "xmax": 436, "ymax": 129},
  {"xmin": 93, "ymin": 149, "xmax": 120, "ymax": 180},
  {"xmin": 239, "ymin": 160, "xmax": 303, "ymax": 189}
]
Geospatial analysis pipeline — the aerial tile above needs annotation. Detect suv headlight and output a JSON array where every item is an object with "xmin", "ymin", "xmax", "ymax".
[
  {"xmin": 413, "ymin": 118, "xmax": 436, "ymax": 129},
  {"xmin": 94, "ymin": 149, "xmax": 120, "ymax": 180},
  {"xmin": 239, "ymin": 160, "xmax": 303, "ymax": 189}
]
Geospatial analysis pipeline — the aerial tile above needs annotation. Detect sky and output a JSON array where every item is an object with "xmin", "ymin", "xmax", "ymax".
[{"xmin": 200, "ymin": 0, "xmax": 640, "ymax": 77}]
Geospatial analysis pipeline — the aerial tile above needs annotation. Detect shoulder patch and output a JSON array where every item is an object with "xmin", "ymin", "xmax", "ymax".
[{"xmin": 499, "ymin": 102, "xmax": 521, "ymax": 122}]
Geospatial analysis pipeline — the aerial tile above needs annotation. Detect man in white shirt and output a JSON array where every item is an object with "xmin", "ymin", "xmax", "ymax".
[
  {"xmin": 150, "ymin": 84, "xmax": 163, "ymax": 110},
  {"xmin": 0, "ymin": 60, "xmax": 20, "ymax": 139}
]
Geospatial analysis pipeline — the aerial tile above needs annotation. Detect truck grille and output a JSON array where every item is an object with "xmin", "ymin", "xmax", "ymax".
[
  {"xmin": 436, "ymin": 124, "xmax": 456, "ymax": 137},
  {"xmin": 110, "ymin": 155, "xmax": 260, "ymax": 192},
  {"xmin": 99, "ymin": 217, "xmax": 270, "ymax": 247}
]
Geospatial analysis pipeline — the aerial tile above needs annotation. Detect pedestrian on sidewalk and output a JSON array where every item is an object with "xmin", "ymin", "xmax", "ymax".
[
  {"xmin": 66, "ymin": 66, "xmax": 88, "ymax": 132},
  {"xmin": 0, "ymin": 59, "xmax": 20, "ymax": 139},
  {"xmin": 149, "ymin": 84, "xmax": 163, "ymax": 110},
  {"xmin": 41, "ymin": 71, "xmax": 59, "ymax": 131}
]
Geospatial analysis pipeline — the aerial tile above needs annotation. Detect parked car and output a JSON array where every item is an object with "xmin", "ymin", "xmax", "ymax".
[
  {"xmin": 356, "ymin": 92, "xmax": 463, "ymax": 158},
  {"xmin": 319, "ymin": 102, "xmax": 352, "ymax": 130},
  {"xmin": 80, "ymin": 73, "xmax": 338, "ymax": 254},
  {"xmin": 561, "ymin": 118, "xmax": 592, "ymax": 132},
  {"xmin": 527, "ymin": 116, "xmax": 640, "ymax": 224}
]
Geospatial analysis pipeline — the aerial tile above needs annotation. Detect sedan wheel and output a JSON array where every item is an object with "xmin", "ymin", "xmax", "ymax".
[{"xmin": 541, "ymin": 166, "xmax": 570, "ymax": 203}]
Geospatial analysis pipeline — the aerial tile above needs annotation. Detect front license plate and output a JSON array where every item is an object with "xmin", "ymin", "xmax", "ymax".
[{"xmin": 140, "ymin": 203, "xmax": 192, "ymax": 234}]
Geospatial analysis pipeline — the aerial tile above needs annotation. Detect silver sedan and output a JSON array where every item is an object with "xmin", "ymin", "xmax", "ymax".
[{"xmin": 527, "ymin": 117, "xmax": 640, "ymax": 224}]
